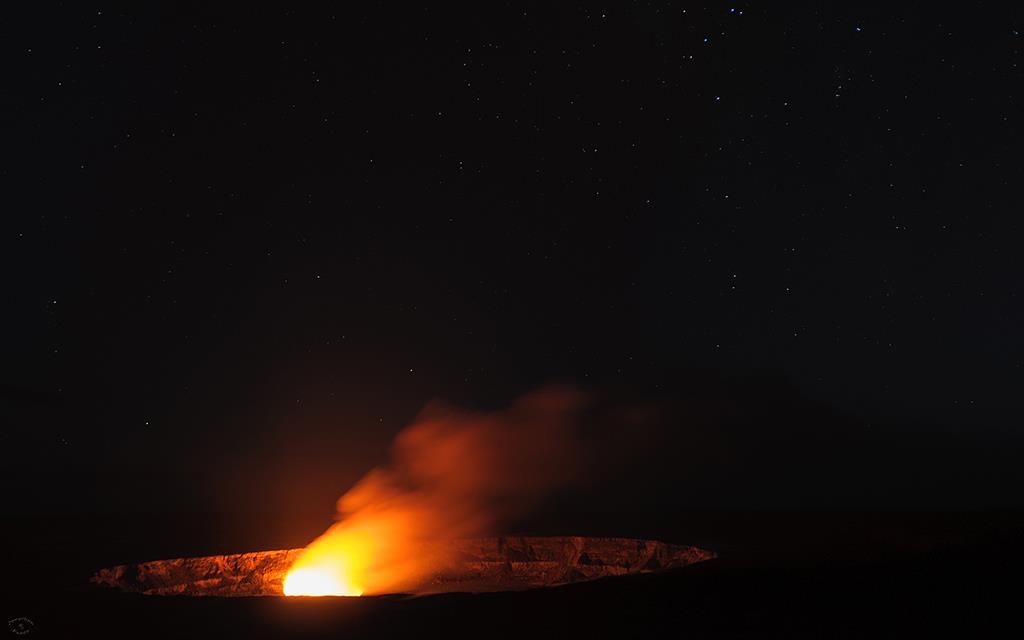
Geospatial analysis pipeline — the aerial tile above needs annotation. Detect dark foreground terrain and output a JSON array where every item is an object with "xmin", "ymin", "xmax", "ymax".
[{"xmin": 2, "ymin": 510, "xmax": 1022, "ymax": 639}]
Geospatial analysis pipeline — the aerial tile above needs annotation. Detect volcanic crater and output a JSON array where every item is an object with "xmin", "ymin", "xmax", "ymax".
[{"xmin": 92, "ymin": 536, "xmax": 716, "ymax": 597}]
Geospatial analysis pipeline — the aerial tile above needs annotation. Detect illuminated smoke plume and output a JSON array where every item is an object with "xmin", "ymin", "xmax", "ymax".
[{"xmin": 284, "ymin": 386, "xmax": 588, "ymax": 596}]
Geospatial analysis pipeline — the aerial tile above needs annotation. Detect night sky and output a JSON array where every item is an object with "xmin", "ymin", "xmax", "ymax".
[{"xmin": 4, "ymin": 3, "xmax": 1023, "ymax": 518}]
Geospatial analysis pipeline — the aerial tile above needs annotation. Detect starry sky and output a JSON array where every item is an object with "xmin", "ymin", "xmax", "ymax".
[{"xmin": 4, "ymin": 3, "xmax": 1023, "ymax": 516}]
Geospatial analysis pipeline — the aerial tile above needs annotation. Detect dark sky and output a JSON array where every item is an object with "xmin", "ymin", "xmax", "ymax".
[{"xmin": 4, "ymin": 3, "xmax": 1023, "ymax": 517}]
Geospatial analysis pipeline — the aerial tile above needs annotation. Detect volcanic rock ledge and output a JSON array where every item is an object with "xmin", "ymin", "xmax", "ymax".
[{"xmin": 92, "ymin": 536, "xmax": 716, "ymax": 596}]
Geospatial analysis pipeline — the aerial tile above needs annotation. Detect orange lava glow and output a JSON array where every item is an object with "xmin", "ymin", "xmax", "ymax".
[
  {"xmin": 282, "ymin": 530, "xmax": 368, "ymax": 596},
  {"xmin": 282, "ymin": 567, "xmax": 362, "ymax": 597},
  {"xmin": 282, "ymin": 494, "xmax": 445, "ymax": 597}
]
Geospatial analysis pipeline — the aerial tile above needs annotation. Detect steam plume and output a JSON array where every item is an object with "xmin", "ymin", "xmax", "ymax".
[{"xmin": 285, "ymin": 385, "xmax": 588, "ymax": 595}]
